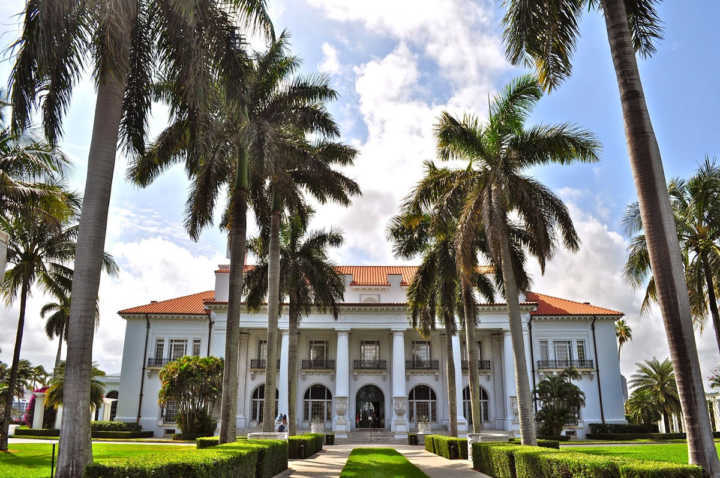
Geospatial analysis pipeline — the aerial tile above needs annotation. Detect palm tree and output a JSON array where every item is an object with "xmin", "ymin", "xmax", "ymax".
[
  {"xmin": 244, "ymin": 211, "xmax": 345, "ymax": 435},
  {"xmin": 46, "ymin": 361, "xmax": 106, "ymax": 412},
  {"xmin": 630, "ymin": 358, "xmax": 681, "ymax": 434},
  {"xmin": 625, "ymin": 388, "xmax": 661, "ymax": 426},
  {"xmin": 502, "ymin": 2, "xmax": 719, "ymax": 472},
  {"xmin": 388, "ymin": 164, "xmax": 497, "ymax": 436},
  {"xmin": 436, "ymin": 76, "xmax": 598, "ymax": 445},
  {"xmin": 709, "ymin": 370, "xmax": 720, "ymax": 390},
  {"xmin": 128, "ymin": 33, "xmax": 351, "ymax": 442},
  {"xmin": 9, "ymin": 1, "xmax": 272, "ymax": 467},
  {"xmin": 29, "ymin": 365, "xmax": 49, "ymax": 390},
  {"xmin": 625, "ymin": 160, "xmax": 720, "ymax": 354},
  {"xmin": 534, "ymin": 368, "xmax": 585, "ymax": 438},
  {"xmin": 615, "ymin": 319, "xmax": 632, "ymax": 361}
]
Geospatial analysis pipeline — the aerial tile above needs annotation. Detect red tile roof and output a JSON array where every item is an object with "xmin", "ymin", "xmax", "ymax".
[
  {"xmin": 118, "ymin": 291, "xmax": 214, "ymax": 315},
  {"xmin": 525, "ymin": 291, "xmax": 622, "ymax": 317}
]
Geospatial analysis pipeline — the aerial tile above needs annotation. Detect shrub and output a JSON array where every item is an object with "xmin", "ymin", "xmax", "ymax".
[
  {"xmin": 514, "ymin": 449, "xmax": 617, "ymax": 478},
  {"xmin": 288, "ymin": 433, "xmax": 324, "ymax": 458},
  {"xmin": 92, "ymin": 430, "xmax": 154, "ymax": 439},
  {"xmin": 408, "ymin": 433, "xmax": 417, "ymax": 445},
  {"xmin": 472, "ymin": 443, "xmax": 523, "ymax": 478},
  {"xmin": 84, "ymin": 441, "xmax": 260, "ymax": 478},
  {"xmin": 428, "ymin": 435, "xmax": 469, "ymax": 459},
  {"xmin": 509, "ymin": 437, "xmax": 560, "ymax": 449},
  {"xmin": 14, "ymin": 427, "xmax": 59, "ymax": 437},
  {"xmin": 91, "ymin": 421, "xmax": 141, "ymax": 432},
  {"xmin": 424, "ymin": 434, "xmax": 436, "ymax": 453},
  {"xmin": 586, "ymin": 432, "xmax": 686, "ymax": 441},
  {"xmin": 243, "ymin": 439, "xmax": 288, "ymax": 478},
  {"xmin": 588, "ymin": 423, "xmax": 659, "ymax": 434},
  {"xmin": 325, "ymin": 433, "xmax": 335, "ymax": 445},
  {"xmin": 196, "ymin": 436, "xmax": 219, "ymax": 448},
  {"xmin": 618, "ymin": 461, "xmax": 703, "ymax": 478}
]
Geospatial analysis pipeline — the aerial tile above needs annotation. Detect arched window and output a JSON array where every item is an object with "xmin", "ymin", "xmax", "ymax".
[
  {"xmin": 303, "ymin": 384, "xmax": 332, "ymax": 422},
  {"xmin": 251, "ymin": 385, "xmax": 278, "ymax": 424},
  {"xmin": 463, "ymin": 386, "xmax": 489, "ymax": 424},
  {"xmin": 408, "ymin": 385, "xmax": 437, "ymax": 422}
]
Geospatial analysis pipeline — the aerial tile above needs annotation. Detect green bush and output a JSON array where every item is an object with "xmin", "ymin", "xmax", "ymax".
[
  {"xmin": 427, "ymin": 435, "xmax": 468, "ymax": 460},
  {"xmin": 424, "ymin": 434, "xmax": 436, "ymax": 453},
  {"xmin": 84, "ymin": 441, "xmax": 259, "ymax": 478},
  {"xmin": 515, "ymin": 449, "xmax": 617, "ymax": 478},
  {"xmin": 618, "ymin": 461, "xmax": 703, "ymax": 478},
  {"xmin": 196, "ymin": 436, "xmax": 220, "ymax": 448},
  {"xmin": 288, "ymin": 433, "xmax": 324, "ymax": 458},
  {"xmin": 589, "ymin": 423, "xmax": 658, "ymax": 434},
  {"xmin": 408, "ymin": 433, "xmax": 417, "ymax": 445},
  {"xmin": 243, "ymin": 439, "xmax": 288, "ymax": 478},
  {"xmin": 92, "ymin": 430, "xmax": 154, "ymax": 439},
  {"xmin": 586, "ymin": 432, "xmax": 686, "ymax": 441},
  {"xmin": 325, "ymin": 433, "xmax": 335, "ymax": 445},
  {"xmin": 14, "ymin": 427, "xmax": 59, "ymax": 437},
  {"xmin": 91, "ymin": 421, "xmax": 141, "ymax": 432},
  {"xmin": 472, "ymin": 443, "xmax": 524, "ymax": 478},
  {"xmin": 509, "ymin": 438, "xmax": 560, "ymax": 449}
]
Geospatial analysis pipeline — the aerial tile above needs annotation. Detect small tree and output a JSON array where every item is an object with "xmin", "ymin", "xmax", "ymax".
[
  {"xmin": 534, "ymin": 368, "xmax": 585, "ymax": 439},
  {"xmin": 158, "ymin": 356, "xmax": 223, "ymax": 439},
  {"xmin": 626, "ymin": 389, "xmax": 661, "ymax": 426}
]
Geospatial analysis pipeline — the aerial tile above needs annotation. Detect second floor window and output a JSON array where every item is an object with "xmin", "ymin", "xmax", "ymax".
[
  {"xmin": 309, "ymin": 341, "xmax": 328, "ymax": 361},
  {"xmin": 576, "ymin": 340, "xmax": 586, "ymax": 362},
  {"xmin": 411, "ymin": 341, "xmax": 430, "ymax": 362},
  {"xmin": 154, "ymin": 339, "xmax": 165, "ymax": 360},
  {"xmin": 192, "ymin": 339, "xmax": 202, "ymax": 356},
  {"xmin": 539, "ymin": 340, "xmax": 549, "ymax": 361},
  {"xmin": 361, "ymin": 341, "xmax": 380, "ymax": 362},
  {"xmin": 169, "ymin": 339, "xmax": 187, "ymax": 360},
  {"xmin": 554, "ymin": 340, "xmax": 572, "ymax": 363},
  {"xmin": 258, "ymin": 340, "xmax": 267, "ymax": 360}
]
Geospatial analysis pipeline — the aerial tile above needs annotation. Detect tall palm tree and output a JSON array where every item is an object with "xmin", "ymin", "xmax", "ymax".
[
  {"xmin": 128, "ymin": 33, "xmax": 352, "ymax": 442},
  {"xmin": 630, "ymin": 358, "xmax": 681, "ymax": 434},
  {"xmin": 615, "ymin": 319, "xmax": 632, "ymax": 361},
  {"xmin": 388, "ymin": 164, "xmax": 497, "ymax": 436},
  {"xmin": 625, "ymin": 160, "xmax": 720, "ymax": 354},
  {"xmin": 625, "ymin": 388, "xmax": 661, "ymax": 426},
  {"xmin": 244, "ymin": 211, "xmax": 345, "ymax": 436},
  {"xmin": 502, "ymin": 2, "xmax": 720, "ymax": 472},
  {"xmin": 437, "ymin": 75, "xmax": 599, "ymax": 444},
  {"xmin": 9, "ymin": 1, "xmax": 272, "ymax": 468}
]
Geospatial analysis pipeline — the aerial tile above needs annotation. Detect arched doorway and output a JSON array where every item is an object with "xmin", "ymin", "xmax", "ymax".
[
  {"xmin": 408, "ymin": 385, "xmax": 437, "ymax": 423},
  {"xmin": 355, "ymin": 385, "xmax": 384, "ymax": 429},
  {"xmin": 463, "ymin": 385, "xmax": 489, "ymax": 425},
  {"xmin": 304, "ymin": 384, "xmax": 333, "ymax": 423},
  {"xmin": 251, "ymin": 384, "xmax": 278, "ymax": 425}
]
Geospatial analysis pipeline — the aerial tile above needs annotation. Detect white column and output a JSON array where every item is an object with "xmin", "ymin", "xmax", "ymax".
[
  {"xmin": 503, "ymin": 331, "xmax": 517, "ymax": 431},
  {"xmin": 451, "ymin": 334, "xmax": 467, "ymax": 433},
  {"xmin": 237, "ymin": 332, "xmax": 249, "ymax": 430},
  {"xmin": 0, "ymin": 230, "xmax": 7, "ymax": 276},
  {"xmin": 391, "ymin": 329, "xmax": 408, "ymax": 437},
  {"xmin": 523, "ymin": 324, "xmax": 533, "ymax": 385},
  {"xmin": 333, "ymin": 329, "xmax": 350, "ymax": 437},
  {"xmin": 278, "ymin": 330, "xmax": 289, "ymax": 418},
  {"xmin": 32, "ymin": 392, "xmax": 46, "ymax": 429}
]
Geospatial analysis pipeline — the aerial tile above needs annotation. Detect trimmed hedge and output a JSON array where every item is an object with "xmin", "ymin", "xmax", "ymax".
[
  {"xmin": 288, "ymin": 433, "xmax": 324, "ymax": 459},
  {"xmin": 472, "ymin": 443, "xmax": 525, "ymax": 478},
  {"xmin": 424, "ymin": 434, "xmax": 436, "ymax": 454},
  {"xmin": 92, "ymin": 430, "xmax": 154, "ymax": 439},
  {"xmin": 618, "ymin": 461, "xmax": 702, "ymax": 478},
  {"xmin": 586, "ymin": 432, "xmax": 687, "ymax": 441},
  {"xmin": 508, "ymin": 438, "xmax": 560, "ymax": 449},
  {"xmin": 196, "ymin": 436, "xmax": 220, "ymax": 448},
  {"xmin": 515, "ymin": 448, "xmax": 615, "ymax": 478},
  {"xmin": 589, "ymin": 423, "xmax": 659, "ymax": 434},
  {"xmin": 244, "ymin": 439, "xmax": 288, "ymax": 478},
  {"xmin": 91, "ymin": 420, "xmax": 141, "ymax": 432},
  {"xmin": 85, "ymin": 440, "xmax": 260, "ymax": 478},
  {"xmin": 426, "ymin": 435, "xmax": 468, "ymax": 460},
  {"xmin": 408, "ymin": 433, "xmax": 418, "ymax": 445},
  {"xmin": 15, "ymin": 425, "xmax": 153, "ymax": 439},
  {"xmin": 14, "ymin": 427, "xmax": 59, "ymax": 436},
  {"xmin": 325, "ymin": 433, "xmax": 335, "ymax": 445}
]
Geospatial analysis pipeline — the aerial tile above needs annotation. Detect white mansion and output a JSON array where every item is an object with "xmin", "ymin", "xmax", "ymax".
[{"xmin": 115, "ymin": 265, "xmax": 627, "ymax": 439}]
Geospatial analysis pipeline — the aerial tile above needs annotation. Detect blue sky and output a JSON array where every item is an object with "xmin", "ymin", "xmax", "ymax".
[{"xmin": 0, "ymin": 1, "xmax": 718, "ymax": 383}]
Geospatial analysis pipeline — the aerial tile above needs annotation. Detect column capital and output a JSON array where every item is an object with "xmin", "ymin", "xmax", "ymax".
[
  {"xmin": 391, "ymin": 328, "xmax": 406, "ymax": 335},
  {"xmin": 336, "ymin": 328, "xmax": 350, "ymax": 335},
  {"xmin": 280, "ymin": 329, "xmax": 289, "ymax": 336}
]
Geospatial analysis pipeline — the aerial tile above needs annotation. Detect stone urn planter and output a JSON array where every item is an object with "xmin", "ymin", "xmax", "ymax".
[
  {"xmin": 417, "ymin": 422, "xmax": 432, "ymax": 434},
  {"xmin": 310, "ymin": 422, "xmax": 325, "ymax": 434}
]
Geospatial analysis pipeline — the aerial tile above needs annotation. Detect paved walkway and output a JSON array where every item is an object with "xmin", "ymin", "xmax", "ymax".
[{"xmin": 289, "ymin": 444, "xmax": 488, "ymax": 478}]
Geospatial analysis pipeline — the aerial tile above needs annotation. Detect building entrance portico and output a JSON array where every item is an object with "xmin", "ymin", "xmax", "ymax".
[{"xmin": 355, "ymin": 384, "xmax": 385, "ymax": 429}]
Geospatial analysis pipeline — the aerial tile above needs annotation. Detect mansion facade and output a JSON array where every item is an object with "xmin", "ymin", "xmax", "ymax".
[{"xmin": 115, "ymin": 265, "xmax": 627, "ymax": 439}]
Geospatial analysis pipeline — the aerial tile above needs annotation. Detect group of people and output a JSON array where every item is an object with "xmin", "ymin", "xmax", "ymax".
[{"xmin": 276, "ymin": 414, "xmax": 288, "ymax": 432}]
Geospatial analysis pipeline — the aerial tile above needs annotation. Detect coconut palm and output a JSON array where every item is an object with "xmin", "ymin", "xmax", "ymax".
[
  {"xmin": 626, "ymin": 388, "xmax": 661, "ymax": 426},
  {"xmin": 45, "ymin": 361, "xmax": 106, "ymax": 411},
  {"xmin": 128, "ymin": 33, "xmax": 352, "ymax": 441},
  {"xmin": 29, "ymin": 365, "xmax": 49, "ymax": 390},
  {"xmin": 502, "ymin": 2, "xmax": 719, "ymax": 471},
  {"xmin": 244, "ymin": 210, "xmax": 344, "ymax": 435},
  {"xmin": 615, "ymin": 319, "xmax": 632, "ymax": 361},
  {"xmin": 625, "ymin": 159, "xmax": 720, "ymax": 354},
  {"xmin": 630, "ymin": 358, "xmax": 681, "ymax": 434},
  {"xmin": 436, "ymin": 75, "xmax": 599, "ymax": 444},
  {"xmin": 9, "ymin": 1, "xmax": 272, "ymax": 467},
  {"xmin": 534, "ymin": 368, "xmax": 585, "ymax": 438}
]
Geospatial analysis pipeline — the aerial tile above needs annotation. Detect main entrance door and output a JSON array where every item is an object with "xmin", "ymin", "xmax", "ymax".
[{"xmin": 355, "ymin": 385, "xmax": 385, "ymax": 429}]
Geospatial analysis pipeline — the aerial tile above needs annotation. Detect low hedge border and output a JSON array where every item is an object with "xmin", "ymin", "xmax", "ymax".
[
  {"xmin": 325, "ymin": 433, "xmax": 335, "ymax": 445},
  {"xmin": 589, "ymin": 423, "xmax": 659, "ymax": 434},
  {"xmin": 288, "ymin": 433, "xmax": 324, "ymax": 459},
  {"xmin": 408, "ymin": 433, "xmax": 418, "ymax": 445},
  {"xmin": 92, "ymin": 430, "xmax": 154, "ymax": 439},
  {"xmin": 196, "ymin": 436, "xmax": 220, "ymax": 448},
  {"xmin": 91, "ymin": 421, "xmax": 141, "ymax": 432},
  {"xmin": 14, "ymin": 427, "xmax": 59, "ymax": 437},
  {"xmin": 244, "ymin": 439, "xmax": 288, "ymax": 478},
  {"xmin": 424, "ymin": 434, "xmax": 436, "ymax": 454},
  {"xmin": 472, "ymin": 442, "xmax": 703, "ymax": 478},
  {"xmin": 15, "ymin": 426, "xmax": 153, "ymax": 439},
  {"xmin": 425, "ymin": 435, "xmax": 468, "ymax": 459},
  {"xmin": 586, "ymin": 432, "xmax": 690, "ymax": 441},
  {"xmin": 508, "ymin": 438, "xmax": 560, "ymax": 449}
]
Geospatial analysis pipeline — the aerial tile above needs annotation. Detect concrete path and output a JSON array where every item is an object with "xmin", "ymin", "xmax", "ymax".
[{"xmin": 289, "ymin": 444, "xmax": 488, "ymax": 478}]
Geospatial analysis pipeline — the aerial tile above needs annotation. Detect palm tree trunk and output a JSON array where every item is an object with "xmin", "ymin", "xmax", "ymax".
[
  {"xmin": 288, "ymin": 300, "xmax": 299, "ymax": 436},
  {"xmin": 497, "ymin": 226, "xmax": 536, "ymax": 446},
  {"xmin": 54, "ymin": 321, "xmax": 64, "ymax": 372},
  {"xmin": 0, "ymin": 281, "xmax": 29, "ymax": 451},
  {"xmin": 444, "ymin": 319, "xmax": 458, "ymax": 437},
  {"xmin": 601, "ymin": 1, "xmax": 720, "ymax": 473},
  {"xmin": 262, "ymin": 192, "xmax": 281, "ymax": 433},
  {"xmin": 461, "ymin": 280, "xmax": 482, "ymax": 434},
  {"xmin": 219, "ymin": 157, "xmax": 248, "ymax": 444},
  {"xmin": 701, "ymin": 254, "xmax": 720, "ymax": 355},
  {"xmin": 56, "ymin": 72, "xmax": 128, "ymax": 478}
]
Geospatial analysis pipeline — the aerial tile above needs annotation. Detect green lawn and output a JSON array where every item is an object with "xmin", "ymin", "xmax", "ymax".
[
  {"xmin": 572, "ymin": 443, "xmax": 720, "ymax": 465},
  {"xmin": 340, "ymin": 448, "xmax": 428, "ymax": 478},
  {"xmin": 0, "ymin": 443, "xmax": 195, "ymax": 478}
]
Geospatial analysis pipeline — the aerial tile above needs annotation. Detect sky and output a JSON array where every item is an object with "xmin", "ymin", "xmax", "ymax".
[{"xmin": 0, "ymin": 1, "xmax": 719, "ymax": 388}]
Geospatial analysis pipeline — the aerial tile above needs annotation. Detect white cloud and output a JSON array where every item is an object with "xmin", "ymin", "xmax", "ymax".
[{"xmin": 318, "ymin": 42, "xmax": 341, "ymax": 75}]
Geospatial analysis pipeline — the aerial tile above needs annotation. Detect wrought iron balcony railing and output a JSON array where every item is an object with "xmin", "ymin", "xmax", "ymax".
[
  {"xmin": 250, "ymin": 359, "xmax": 280, "ymax": 369},
  {"xmin": 461, "ymin": 360, "xmax": 492, "ymax": 370},
  {"xmin": 405, "ymin": 359, "xmax": 439, "ymax": 370},
  {"xmin": 353, "ymin": 360, "xmax": 387, "ymax": 370},
  {"xmin": 536, "ymin": 360, "xmax": 594, "ymax": 370},
  {"xmin": 301, "ymin": 359, "xmax": 336, "ymax": 370}
]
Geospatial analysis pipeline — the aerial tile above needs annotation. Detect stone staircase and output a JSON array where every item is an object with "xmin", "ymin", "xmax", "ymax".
[{"xmin": 342, "ymin": 429, "xmax": 402, "ymax": 443}]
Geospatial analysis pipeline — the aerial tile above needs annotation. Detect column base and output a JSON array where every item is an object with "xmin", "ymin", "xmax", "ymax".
[{"xmin": 333, "ymin": 396, "xmax": 349, "ymax": 438}]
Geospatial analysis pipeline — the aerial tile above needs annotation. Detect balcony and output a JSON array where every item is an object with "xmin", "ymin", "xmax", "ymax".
[
  {"xmin": 536, "ymin": 359, "xmax": 594, "ymax": 370},
  {"xmin": 405, "ymin": 359, "xmax": 439, "ymax": 371},
  {"xmin": 250, "ymin": 359, "xmax": 280, "ymax": 369},
  {"xmin": 461, "ymin": 360, "xmax": 492, "ymax": 371},
  {"xmin": 353, "ymin": 360, "xmax": 387, "ymax": 370},
  {"xmin": 301, "ymin": 359, "xmax": 335, "ymax": 370},
  {"xmin": 147, "ymin": 358, "xmax": 171, "ymax": 368}
]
